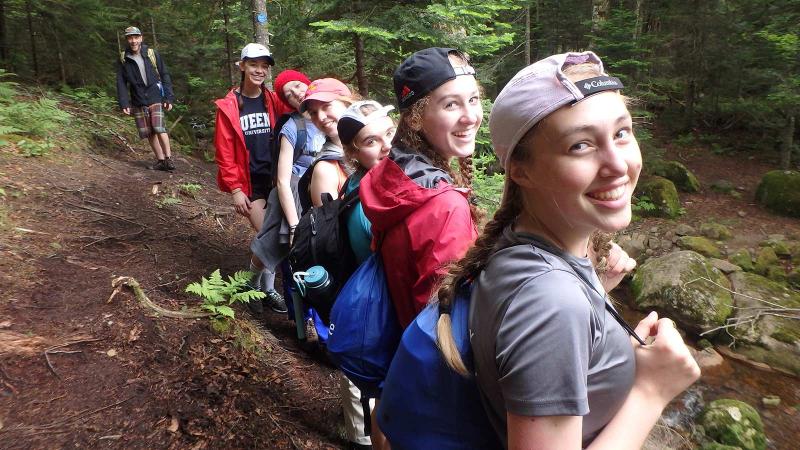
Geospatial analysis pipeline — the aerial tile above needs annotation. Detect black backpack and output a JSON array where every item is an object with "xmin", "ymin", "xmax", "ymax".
[
  {"xmin": 289, "ymin": 183, "xmax": 361, "ymax": 322},
  {"xmin": 270, "ymin": 112, "xmax": 307, "ymax": 186},
  {"xmin": 296, "ymin": 154, "xmax": 344, "ymax": 214}
]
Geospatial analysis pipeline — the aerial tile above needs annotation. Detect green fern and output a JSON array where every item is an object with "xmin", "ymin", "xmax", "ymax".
[{"xmin": 185, "ymin": 269, "xmax": 265, "ymax": 321}]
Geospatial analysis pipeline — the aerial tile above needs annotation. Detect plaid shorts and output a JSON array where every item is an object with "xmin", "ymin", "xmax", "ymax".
[{"xmin": 132, "ymin": 103, "xmax": 167, "ymax": 139}]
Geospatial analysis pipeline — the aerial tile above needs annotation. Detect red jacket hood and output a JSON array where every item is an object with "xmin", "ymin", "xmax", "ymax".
[{"xmin": 360, "ymin": 157, "xmax": 469, "ymax": 234}]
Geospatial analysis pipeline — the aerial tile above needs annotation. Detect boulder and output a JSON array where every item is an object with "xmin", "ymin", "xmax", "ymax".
[
  {"xmin": 728, "ymin": 249, "xmax": 754, "ymax": 272},
  {"xmin": 724, "ymin": 272, "xmax": 800, "ymax": 376},
  {"xmin": 753, "ymin": 247, "xmax": 778, "ymax": 276},
  {"xmin": 631, "ymin": 251, "xmax": 733, "ymax": 334},
  {"xmin": 675, "ymin": 224, "xmax": 697, "ymax": 236},
  {"xmin": 677, "ymin": 236, "xmax": 722, "ymax": 258},
  {"xmin": 709, "ymin": 258, "xmax": 742, "ymax": 274},
  {"xmin": 755, "ymin": 170, "xmax": 800, "ymax": 218},
  {"xmin": 700, "ymin": 223, "xmax": 733, "ymax": 241},
  {"xmin": 651, "ymin": 160, "xmax": 701, "ymax": 192},
  {"xmin": 699, "ymin": 399, "xmax": 766, "ymax": 450},
  {"xmin": 638, "ymin": 177, "xmax": 681, "ymax": 218},
  {"xmin": 758, "ymin": 237, "xmax": 791, "ymax": 257},
  {"xmin": 617, "ymin": 232, "xmax": 647, "ymax": 260},
  {"xmin": 710, "ymin": 179, "xmax": 736, "ymax": 194}
]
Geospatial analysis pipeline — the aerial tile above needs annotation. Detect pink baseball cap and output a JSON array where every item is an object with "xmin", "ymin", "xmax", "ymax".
[
  {"xmin": 300, "ymin": 78, "xmax": 352, "ymax": 112},
  {"xmin": 489, "ymin": 51, "xmax": 623, "ymax": 170}
]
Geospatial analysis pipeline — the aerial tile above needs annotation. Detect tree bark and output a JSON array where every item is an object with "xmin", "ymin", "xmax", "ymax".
[
  {"xmin": 251, "ymin": 0, "xmax": 272, "ymax": 88},
  {"xmin": 780, "ymin": 114, "xmax": 795, "ymax": 169},
  {"xmin": 524, "ymin": 5, "xmax": 531, "ymax": 66},
  {"xmin": 222, "ymin": 0, "xmax": 235, "ymax": 86},
  {"xmin": 353, "ymin": 33, "xmax": 368, "ymax": 96},
  {"xmin": 150, "ymin": 15, "xmax": 157, "ymax": 48},
  {"xmin": 633, "ymin": 0, "xmax": 644, "ymax": 40},
  {"xmin": 0, "ymin": 0, "xmax": 7, "ymax": 62},
  {"xmin": 26, "ymin": 0, "xmax": 38, "ymax": 79},
  {"xmin": 52, "ymin": 26, "xmax": 66, "ymax": 85},
  {"xmin": 590, "ymin": 0, "xmax": 609, "ymax": 48}
]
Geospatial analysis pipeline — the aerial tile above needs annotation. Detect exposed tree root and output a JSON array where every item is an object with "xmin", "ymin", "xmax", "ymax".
[{"xmin": 109, "ymin": 276, "xmax": 209, "ymax": 319}]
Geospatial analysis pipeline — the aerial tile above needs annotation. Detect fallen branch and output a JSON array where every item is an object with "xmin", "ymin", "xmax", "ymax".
[
  {"xmin": 43, "ymin": 336, "xmax": 103, "ymax": 379},
  {"xmin": 109, "ymin": 276, "xmax": 209, "ymax": 319}
]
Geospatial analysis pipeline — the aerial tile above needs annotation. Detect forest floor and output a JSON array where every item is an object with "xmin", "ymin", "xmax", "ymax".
[{"xmin": 0, "ymin": 116, "xmax": 798, "ymax": 449}]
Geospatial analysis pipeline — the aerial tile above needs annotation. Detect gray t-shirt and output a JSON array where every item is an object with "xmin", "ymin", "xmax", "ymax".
[
  {"xmin": 469, "ymin": 227, "xmax": 635, "ymax": 448},
  {"xmin": 279, "ymin": 117, "xmax": 326, "ymax": 176},
  {"xmin": 130, "ymin": 52, "xmax": 147, "ymax": 85}
]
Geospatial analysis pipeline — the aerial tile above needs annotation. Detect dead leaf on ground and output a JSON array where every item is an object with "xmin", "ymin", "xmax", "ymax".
[
  {"xmin": 128, "ymin": 324, "xmax": 142, "ymax": 343},
  {"xmin": 65, "ymin": 256, "xmax": 98, "ymax": 270},
  {"xmin": 0, "ymin": 320, "xmax": 12, "ymax": 329},
  {"xmin": 167, "ymin": 416, "xmax": 179, "ymax": 433},
  {"xmin": 151, "ymin": 184, "xmax": 159, "ymax": 195},
  {"xmin": 106, "ymin": 349, "xmax": 117, "ymax": 357}
]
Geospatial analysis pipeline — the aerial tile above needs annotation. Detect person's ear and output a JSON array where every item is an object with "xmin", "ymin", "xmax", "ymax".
[{"xmin": 508, "ymin": 160, "xmax": 536, "ymax": 190}]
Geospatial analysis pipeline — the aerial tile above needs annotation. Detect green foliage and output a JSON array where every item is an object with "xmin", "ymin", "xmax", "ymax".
[
  {"xmin": 156, "ymin": 195, "xmax": 182, "ymax": 208},
  {"xmin": 472, "ymin": 152, "xmax": 504, "ymax": 216},
  {"xmin": 179, "ymin": 183, "xmax": 202, "ymax": 198},
  {"xmin": 185, "ymin": 269, "xmax": 265, "ymax": 320},
  {"xmin": 632, "ymin": 195, "xmax": 657, "ymax": 213}
]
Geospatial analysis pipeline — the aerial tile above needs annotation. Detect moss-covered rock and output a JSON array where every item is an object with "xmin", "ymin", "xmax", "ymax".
[
  {"xmin": 759, "ymin": 237, "xmax": 791, "ymax": 257},
  {"xmin": 711, "ymin": 179, "xmax": 736, "ymax": 194},
  {"xmin": 699, "ymin": 399, "xmax": 766, "ymax": 450},
  {"xmin": 701, "ymin": 223, "xmax": 733, "ymax": 240},
  {"xmin": 788, "ymin": 268, "xmax": 800, "ymax": 288},
  {"xmin": 729, "ymin": 249, "xmax": 754, "ymax": 272},
  {"xmin": 700, "ymin": 444, "xmax": 744, "ymax": 450},
  {"xmin": 755, "ymin": 170, "xmax": 800, "ymax": 218},
  {"xmin": 638, "ymin": 176, "xmax": 681, "ymax": 218},
  {"xmin": 677, "ymin": 236, "xmax": 722, "ymax": 258},
  {"xmin": 631, "ymin": 251, "xmax": 733, "ymax": 334},
  {"xmin": 651, "ymin": 160, "xmax": 701, "ymax": 192},
  {"xmin": 753, "ymin": 247, "xmax": 779, "ymax": 276},
  {"xmin": 725, "ymin": 272, "xmax": 800, "ymax": 375}
]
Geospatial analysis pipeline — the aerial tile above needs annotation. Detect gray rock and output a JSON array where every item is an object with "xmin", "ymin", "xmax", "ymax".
[
  {"xmin": 675, "ymin": 224, "xmax": 697, "ymax": 236},
  {"xmin": 618, "ymin": 233, "xmax": 647, "ymax": 260},
  {"xmin": 709, "ymin": 258, "xmax": 742, "ymax": 274},
  {"xmin": 631, "ymin": 251, "xmax": 733, "ymax": 334}
]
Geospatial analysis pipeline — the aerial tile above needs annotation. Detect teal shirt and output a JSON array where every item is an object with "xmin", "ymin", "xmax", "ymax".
[{"xmin": 345, "ymin": 171, "xmax": 373, "ymax": 264}]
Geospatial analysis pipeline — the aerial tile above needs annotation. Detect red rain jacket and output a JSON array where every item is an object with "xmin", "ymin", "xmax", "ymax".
[
  {"xmin": 360, "ymin": 155, "xmax": 477, "ymax": 328},
  {"xmin": 213, "ymin": 88, "xmax": 289, "ymax": 196}
]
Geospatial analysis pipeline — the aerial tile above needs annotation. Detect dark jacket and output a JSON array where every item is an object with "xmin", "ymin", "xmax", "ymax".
[{"xmin": 116, "ymin": 44, "xmax": 175, "ymax": 108}]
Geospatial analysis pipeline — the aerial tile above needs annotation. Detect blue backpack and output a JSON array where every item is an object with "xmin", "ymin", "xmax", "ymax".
[
  {"xmin": 326, "ymin": 253, "xmax": 403, "ymax": 398},
  {"xmin": 376, "ymin": 281, "xmax": 502, "ymax": 450}
]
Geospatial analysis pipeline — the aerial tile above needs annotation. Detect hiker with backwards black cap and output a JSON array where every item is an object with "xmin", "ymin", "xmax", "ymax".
[
  {"xmin": 430, "ymin": 51, "xmax": 700, "ymax": 449},
  {"xmin": 116, "ymin": 26, "xmax": 176, "ymax": 171},
  {"xmin": 213, "ymin": 43, "xmax": 289, "ymax": 315}
]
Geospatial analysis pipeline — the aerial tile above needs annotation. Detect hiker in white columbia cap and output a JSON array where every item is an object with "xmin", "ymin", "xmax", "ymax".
[
  {"xmin": 116, "ymin": 25, "xmax": 177, "ymax": 171},
  {"xmin": 435, "ymin": 51, "xmax": 701, "ymax": 449}
]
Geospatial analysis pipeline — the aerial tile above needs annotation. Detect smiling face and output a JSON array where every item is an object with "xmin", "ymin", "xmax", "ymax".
[
  {"xmin": 352, "ymin": 116, "xmax": 396, "ymax": 170},
  {"xmin": 126, "ymin": 34, "xmax": 143, "ymax": 54},
  {"xmin": 239, "ymin": 58, "xmax": 271, "ymax": 90},
  {"xmin": 306, "ymin": 99, "xmax": 348, "ymax": 138},
  {"xmin": 511, "ymin": 91, "xmax": 642, "ymax": 249},
  {"xmin": 281, "ymin": 80, "xmax": 308, "ymax": 111},
  {"xmin": 420, "ymin": 75, "xmax": 482, "ymax": 160}
]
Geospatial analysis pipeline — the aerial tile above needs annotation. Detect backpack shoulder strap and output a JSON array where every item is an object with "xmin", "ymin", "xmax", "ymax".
[
  {"xmin": 290, "ymin": 113, "xmax": 306, "ymax": 160},
  {"xmin": 147, "ymin": 48, "xmax": 161, "ymax": 80}
]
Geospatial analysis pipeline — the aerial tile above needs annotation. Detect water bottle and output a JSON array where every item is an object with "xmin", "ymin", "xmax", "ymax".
[{"xmin": 302, "ymin": 266, "xmax": 335, "ymax": 323}]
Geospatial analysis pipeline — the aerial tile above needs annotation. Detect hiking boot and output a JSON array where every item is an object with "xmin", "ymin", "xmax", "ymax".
[
  {"xmin": 264, "ymin": 289, "xmax": 288, "ymax": 313},
  {"xmin": 152, "ymin": 159, "xmax": 168, "ymax": 171},
  {"xmin": 164, "ymin": 156, "xmax": 176, "ymax": 171}
]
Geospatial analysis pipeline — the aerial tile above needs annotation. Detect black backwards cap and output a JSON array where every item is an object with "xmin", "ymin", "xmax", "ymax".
[{"xmin": 393, "ymin": 47, "xmax": 476, "ymax": 111}]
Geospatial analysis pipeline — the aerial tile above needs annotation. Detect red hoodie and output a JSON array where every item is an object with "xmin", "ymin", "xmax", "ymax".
[
  {"xmin": 360, "ymin": 150, "xmax": 478, "ymax": 328},
  {"xmin": 213, "ymin": 88, "xmax": 289, "ymax": 196}
]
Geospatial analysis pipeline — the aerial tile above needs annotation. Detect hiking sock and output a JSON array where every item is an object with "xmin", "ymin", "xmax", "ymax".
[
  {"xmin": 249, "ymin": 260, "xmax": 264, "ymax": 287},
  {"xmin": 261, "ymin": 269, "xmax": 276, "ymax": 292}
]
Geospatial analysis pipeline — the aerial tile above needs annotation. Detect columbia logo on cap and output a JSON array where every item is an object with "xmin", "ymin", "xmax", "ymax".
[
  {"xmin": 578, "ymin": 76, "xmax": 622, "ymax": 97},
  {"xmin": 400, "ymin": 85, "xmax": 414, "ymax": 102}
]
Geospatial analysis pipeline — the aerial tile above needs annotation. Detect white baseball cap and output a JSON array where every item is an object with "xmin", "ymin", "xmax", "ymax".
[
  {"xmin": 238, "ymin": 43, "xmax": 274, "ymax": 66},
  {"xmin": 337, "ymin": 101, "xmax": 395, "ymax": 146}
]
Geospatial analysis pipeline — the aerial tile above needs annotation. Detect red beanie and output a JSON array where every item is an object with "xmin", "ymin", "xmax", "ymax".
[{"xmin": 274, "ymin": 69, "xmax": 312, "ymax": 104}]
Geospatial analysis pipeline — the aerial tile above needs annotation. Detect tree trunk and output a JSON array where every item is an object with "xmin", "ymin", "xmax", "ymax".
[
  {"xmin": 0, "ymin": 0, "xmax": 7, "ymax": 62},
  {"xmin": 251, "ymin": 0, "xmax": 272, "ymax": 88},
  {"xmin": 353, "ymin": 33, "xmax": 368, "ymax": 96},
  {"xmin": 524, "ymin": 5, "xmax": 531, "ymax": 66},
  {"xmin": 633, "ymin": 0, "xmax": 644, "ymax": 40},
  {"xmin": 150, "ymin": 15, "xmax": 157, "ymax": 48},
  {"xmin": 780, "ymin": 114, "xmax": 795, "ymax": 170},
  {"xmin": 222, "ymin": 0, "xmax": 235, "ymax": 86},
  {"xmin": 26, "ymin": 0, "xmax": 38, "ymax": 79},
  {"xmin": 52, "ymin": 27, "xmax": 66, "ymax": 85},
  {"xmin": 589, "ymin": 0, "xmax": 609, "ymax": 48}
]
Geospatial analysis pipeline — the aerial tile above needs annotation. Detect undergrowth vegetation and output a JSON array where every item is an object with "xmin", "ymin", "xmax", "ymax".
[{"xmin": 185, "ymin": 269, "xmax": 265, "ymax": 321}]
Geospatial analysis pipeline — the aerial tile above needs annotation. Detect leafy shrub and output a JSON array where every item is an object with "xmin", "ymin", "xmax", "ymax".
[
  {"xmin": 472, "ymin": 152, "xmax": 504, "ymax": 217},
  {"xmin": 185, "ymin": 269, "xmax": 265, "ymax": 320},
  {"xmin": 156, "ymin": 195, "xmax": 182, "ymax": 208},
  {"xmin": 179, "ymin": 183, "xmax": 202, "ymax": 198}
]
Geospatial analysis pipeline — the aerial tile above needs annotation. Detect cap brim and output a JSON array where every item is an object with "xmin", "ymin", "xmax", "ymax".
[
  {"xmin": 239, "ymin": 55, "xmax": 275, "ymax": 66},
  {"xmin": 299, "ymin": 92, "xmax": 340, "ymax": 113}
]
